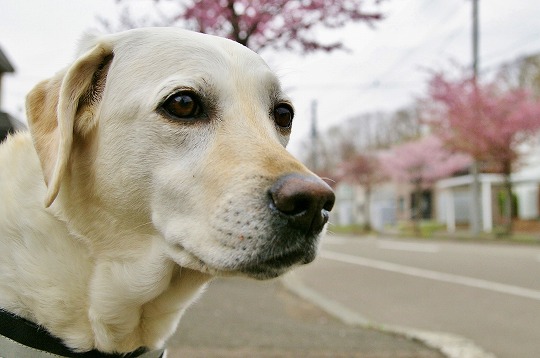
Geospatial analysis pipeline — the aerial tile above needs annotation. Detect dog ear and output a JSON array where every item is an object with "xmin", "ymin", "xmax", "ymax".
[{"xmin": 26, "ymin": 42, "xmax": 114, "ymax": 207}]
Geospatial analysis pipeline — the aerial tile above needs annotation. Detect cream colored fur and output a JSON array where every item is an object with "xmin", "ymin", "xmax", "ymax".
[{"xmin": 0, "ymin": 28, "xmax": 323, "ymax": 354}]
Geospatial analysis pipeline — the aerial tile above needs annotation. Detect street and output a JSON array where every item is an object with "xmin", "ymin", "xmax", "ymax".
[
  {"xmin": 293, "ymin": 235, "xmax": 540, "ymax": 358},
  {"xmin": 168, "ymin": 276, "xmax": 444, "ymax": 357}
]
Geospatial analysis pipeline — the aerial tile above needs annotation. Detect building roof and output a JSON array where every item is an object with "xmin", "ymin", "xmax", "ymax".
[{"xmin": 0, "ymin": 47, "xmax": 15, "ymax": 73}]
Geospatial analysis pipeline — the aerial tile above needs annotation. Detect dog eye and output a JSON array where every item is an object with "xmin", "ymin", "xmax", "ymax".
[
  {"xmin": 273, "ymin": 103, "xmax": 294, "ymax": 129},
  {"xmin": 161, "ymin": 92, "xmax": 203, "ymax": 120}
]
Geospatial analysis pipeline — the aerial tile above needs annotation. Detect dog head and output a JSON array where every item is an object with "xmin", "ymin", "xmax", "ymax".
[{"xmin": 26, "ymin": 28, "xmax": 334, "ymax": 280}]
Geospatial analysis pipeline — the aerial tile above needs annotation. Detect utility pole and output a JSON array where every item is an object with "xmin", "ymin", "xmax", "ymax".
[
  {"xmin": 470, "ymin": 0, "xmax": 482, "ymax": 235},
  {"xmin": 472, "ymin": 0, "xmax": 479, "ymax": 77},
  {"xmin": 310, "ymin": 99, "xmax": 319, "ymax": 171}
]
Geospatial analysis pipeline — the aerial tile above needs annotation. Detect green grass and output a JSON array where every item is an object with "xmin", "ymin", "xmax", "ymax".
[
  {"xmin": 327, "ymin": 223, "xmax": 367, "ymax": 235},
  {"xmin": 394, "ymin": 220, "xmax": 446, "ymax": 237}
]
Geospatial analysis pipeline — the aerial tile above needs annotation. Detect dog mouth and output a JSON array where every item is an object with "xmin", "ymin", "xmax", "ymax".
[
  {"xmin": 237, "ymin": 238, "xmax": 319, "ymax": 279},
  {"xmin": 170, "ymin": 233, "xmax": 319, "ymax": 280},
  {"xmin": 240, "ymin": 250, "xmax": 316, "ymax": 280}
]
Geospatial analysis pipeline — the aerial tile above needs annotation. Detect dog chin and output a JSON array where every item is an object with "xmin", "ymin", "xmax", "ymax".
[
  {"xmin": 167, "ymin": 233, "xmax": 321, "ymax": 280},
  {"xmin": 238, "ymin": 248, "xmax": 318, "ymax": 280},
  {"xmin": 230, "ymin": 233, "xmax": 321, "ymax": 280},
  {"xmin": 166, "ymin": 243, "xmax": 221, "ymax": 275}
]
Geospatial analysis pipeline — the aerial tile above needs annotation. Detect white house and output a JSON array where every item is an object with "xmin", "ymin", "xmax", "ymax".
[
  {"xmin": 333, "ymin": 165, "xmax": 540, "ymax": 234},
  {"xmin": 332, "ymin": 181, "xmax": 398, "ymax": 231}
]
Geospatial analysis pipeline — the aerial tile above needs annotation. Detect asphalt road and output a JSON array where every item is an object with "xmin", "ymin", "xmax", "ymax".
[
  {"xmin": 293, "ymin": 235, "xmax": 540, "ymax": 358},
  {"xmin": 168, "ymin": 277, "xmax": 444, "ymax": 357}
]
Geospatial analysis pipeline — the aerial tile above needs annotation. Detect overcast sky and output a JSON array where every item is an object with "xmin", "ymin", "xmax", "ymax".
[{"xmin": 2, "ymin": 0, "xmax": 540, "ymax": 155}]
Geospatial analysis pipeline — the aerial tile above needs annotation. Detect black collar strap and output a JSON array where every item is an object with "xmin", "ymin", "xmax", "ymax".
[{"xmin": 0, "ymin": 309, "xmax": 164, "ymax": 358}]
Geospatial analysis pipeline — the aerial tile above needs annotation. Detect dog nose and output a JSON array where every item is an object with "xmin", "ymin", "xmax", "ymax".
[{"xmin": 269, "ymin": 174, "xmax": 335, "ymax": 233}]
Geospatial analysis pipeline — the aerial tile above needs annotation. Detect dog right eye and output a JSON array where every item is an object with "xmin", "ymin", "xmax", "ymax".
[{"xmin": 161, "ymin": 92, "xmax": 203, "ymax": 120}]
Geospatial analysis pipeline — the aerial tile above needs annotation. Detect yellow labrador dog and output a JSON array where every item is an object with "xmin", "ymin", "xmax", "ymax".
[{"xmin": 0, "ymin": 28, "xmax": 334, "ymax": 357}]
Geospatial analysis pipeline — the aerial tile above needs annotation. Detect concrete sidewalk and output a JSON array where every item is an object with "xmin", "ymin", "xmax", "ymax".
[{"xmin": 166, "ymin": 277, "xmax": 445, "ymax": 358}]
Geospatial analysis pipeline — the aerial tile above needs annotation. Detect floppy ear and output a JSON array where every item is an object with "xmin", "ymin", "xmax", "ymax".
[{"xmin": 26, "ymin": 42, "xmax": 113, "ymax": 207}]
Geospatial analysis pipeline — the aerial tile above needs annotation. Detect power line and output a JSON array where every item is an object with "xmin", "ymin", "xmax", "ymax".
[
  {"xmin": 481, "ymin": 32, "xmax": 540, "ymax": 68},
  {"xmin": 374, "ymin": 0, "xmax": 466, "ymax": 84}
]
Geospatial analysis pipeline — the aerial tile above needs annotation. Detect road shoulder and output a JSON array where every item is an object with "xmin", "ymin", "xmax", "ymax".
[{"xmin": 281, "ymin": 272, "xmax": 496, "ymax": 358}]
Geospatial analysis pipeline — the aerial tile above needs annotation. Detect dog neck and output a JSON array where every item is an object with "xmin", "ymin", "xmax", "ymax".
[
  {"xmin": 84, "ymin": 253, "xmax": 212, "ymax": 352},
  {"xmin": 48, "ymin": 179, "xmax": 218, "ymax": 351}
]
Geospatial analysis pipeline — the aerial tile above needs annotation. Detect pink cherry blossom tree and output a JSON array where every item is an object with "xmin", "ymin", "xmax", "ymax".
[
  {"xmin": 424, "ymin": 72, "xmax": 540, "ymax": 234},
  {"xmin": 105, "ymin": 0, "xmax": 385, "ymax": 53},
  {"xmin": 380, "ymin": 135, "xmax": 471, "ymax": 234}
]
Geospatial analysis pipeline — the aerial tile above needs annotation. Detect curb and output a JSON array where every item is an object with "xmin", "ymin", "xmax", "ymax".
[{"xmin": 281, "ymin": 272, "xmax": 496, "ymax": 358}]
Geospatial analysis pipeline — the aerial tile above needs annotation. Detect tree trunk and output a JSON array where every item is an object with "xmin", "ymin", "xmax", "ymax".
[
  {"xmin": 364, "ymin": 186, "xmax": 372, "ymax": 232},
  {"xmin": 412, "ymin": 181, "xmax": 422, "ymax": 237},
  {"xmin": 501, "ymin": 170, "xmax": 514, "ymax": 236}
]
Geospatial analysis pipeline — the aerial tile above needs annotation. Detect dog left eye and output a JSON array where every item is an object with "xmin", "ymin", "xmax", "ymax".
[
  {"xmin": 161, "ymin": 92, "xmax": 203, "ymax": 120},
  {"xmin": 273, "ymin": 103, "xmax": 294, "ymax": 129}
]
